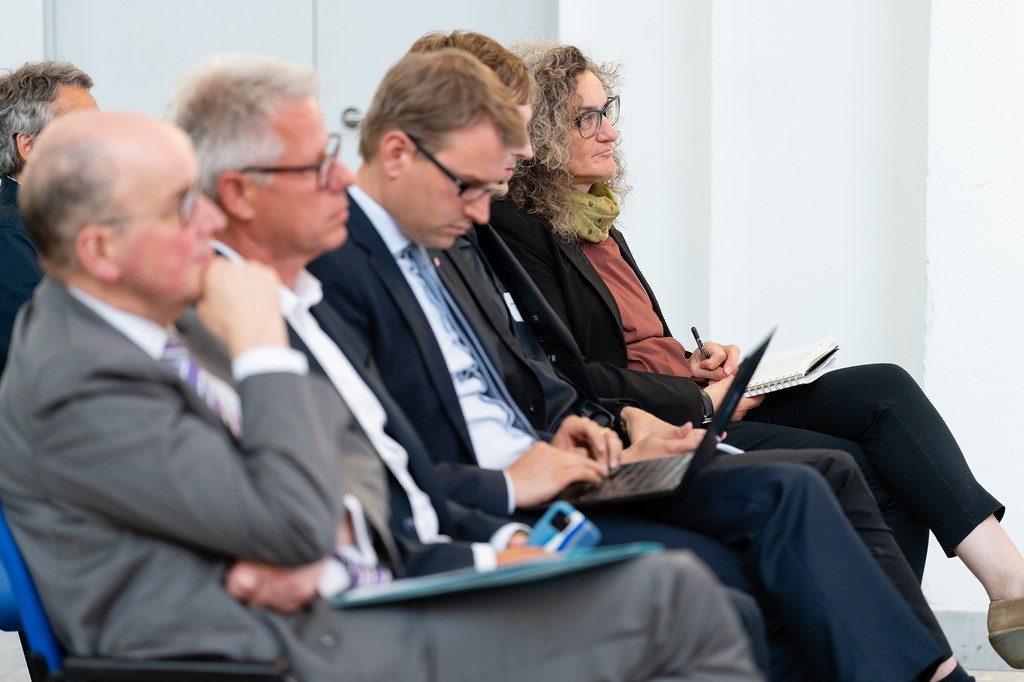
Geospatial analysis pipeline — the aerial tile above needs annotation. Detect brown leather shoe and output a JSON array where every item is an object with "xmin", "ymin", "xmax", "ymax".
[{"xmin": 989, "ymin": 597, "xmax": 1024, "ymax": 668}]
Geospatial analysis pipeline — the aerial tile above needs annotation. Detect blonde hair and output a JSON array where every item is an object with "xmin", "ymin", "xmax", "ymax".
[
  {"xmin": 408, "ymin": 30, "xmax": 535, "ymax": 106},
  {"xmin": 505, "ymin": 42, "xmax": 629, "ymax": 240}
]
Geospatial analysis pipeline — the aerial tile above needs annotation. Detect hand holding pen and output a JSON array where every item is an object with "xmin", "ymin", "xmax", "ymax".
[
  {"xmin": 691, "ymin": 326, "xmax": 711, "ymax": 360},
  {"xmin": 689, "ymin": 327, "xmax": 740, "ymax": 380}
]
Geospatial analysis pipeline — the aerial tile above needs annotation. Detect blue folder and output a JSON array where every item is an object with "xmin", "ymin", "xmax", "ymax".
[{"xmin": 331, "ymin": 542, "xmax": 663, "ymax": 608}]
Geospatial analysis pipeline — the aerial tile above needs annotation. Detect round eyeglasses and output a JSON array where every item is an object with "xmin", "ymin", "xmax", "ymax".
[{"xmin": 575, "ymin": 95, "xmax": 620, "ymax": 139}]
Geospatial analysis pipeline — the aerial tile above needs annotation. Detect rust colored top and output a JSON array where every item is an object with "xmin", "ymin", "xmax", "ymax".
[{"xmin": 581, "ymin": 237, "xmax": 692, "ymax": 377}]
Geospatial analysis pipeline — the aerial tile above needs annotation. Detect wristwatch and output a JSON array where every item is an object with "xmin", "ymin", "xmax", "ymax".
[{"xmin": 699, "ymin": 391, "xmax": 714, "ymax": 427}]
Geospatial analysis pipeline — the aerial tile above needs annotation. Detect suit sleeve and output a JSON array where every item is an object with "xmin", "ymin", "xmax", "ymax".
[
  {"xmin": 391, "ymin": 499, "xmax": 511, "ymax": 576},
  {"xmin": 29, "ymin": 350, "xmax": 344, "ymax": 566}
]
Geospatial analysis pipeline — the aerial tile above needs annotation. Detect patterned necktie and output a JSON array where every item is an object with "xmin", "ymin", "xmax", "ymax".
[
  {"xmin": 161, "ymin": 335, "xmax": 243, "ymax": 438},
  {"xmin": 402, "ymin": 245, "xmax": 537, "ymax": 437}
]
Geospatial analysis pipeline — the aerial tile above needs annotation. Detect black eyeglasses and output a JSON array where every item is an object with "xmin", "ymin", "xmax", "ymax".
[
  {"xmin": 405, "ymin": 133, "xmax": 506, "ymax": 203},
  {"xmin": 575, "ymin": 95, "xmax": 620, "ymax": 139},
  {"xmin": 239, "ymin": 133, "xmax": 341, "ymax": 190}
]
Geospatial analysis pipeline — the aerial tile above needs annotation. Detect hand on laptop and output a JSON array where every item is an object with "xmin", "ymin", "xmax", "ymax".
[
  {"xmin": 507, "ymin": 441, "xmax": 608, "ymax": 508},
  {"xmin": 551, "ymin": 415, "xmax": 622, "ymax": 469},
  {"xmin": 621, "ymin": 422, "xmax": 705, "ymax": 465}
]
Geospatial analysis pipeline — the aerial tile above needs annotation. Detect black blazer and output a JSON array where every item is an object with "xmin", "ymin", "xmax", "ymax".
[
  {"xmin": 308, "ymin": 198, "xmax": 512, "ymax": 516},
  {"xmin": 489, "ymin": 201, "xmax": 705, "ymax": 426},
  {"xmin": 0, "ymin": 176, "xmax": 43, "ymax": 370},
  {"xmin": 438, "ymin": 229, "xmax": 617, "ymax": 435}
]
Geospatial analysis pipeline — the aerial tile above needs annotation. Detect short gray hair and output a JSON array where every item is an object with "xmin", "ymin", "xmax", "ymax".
[
  {"xmin": 166, "ymin": 53, "xmax": 321, "ymax": 198},
  {"xmin": 0, "ymin": 60, "xmax": 93, "ymax": 177}
]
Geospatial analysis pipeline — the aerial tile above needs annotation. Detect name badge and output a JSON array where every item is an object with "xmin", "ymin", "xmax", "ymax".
[{"xmin": 503, "ymin": 292, "xmax": 524, "ymax": 322}]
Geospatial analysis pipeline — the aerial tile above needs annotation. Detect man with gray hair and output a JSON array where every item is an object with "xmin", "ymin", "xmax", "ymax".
[{"xmin": 0, "ymin": 60, "xmax": 96, "ymax": 370}]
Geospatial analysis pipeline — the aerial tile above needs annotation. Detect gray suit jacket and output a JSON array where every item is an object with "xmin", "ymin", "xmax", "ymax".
[{"xmin": 0, "ymin": 278, "xmax": 352, "ymax": 667}]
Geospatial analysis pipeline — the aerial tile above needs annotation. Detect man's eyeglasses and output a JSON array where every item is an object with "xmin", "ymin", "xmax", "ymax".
[
  {"xmin": 100, "ymin": 183, "xmax": 201, "ymax": 228},
  {"xmin": 239, "ymin": 133, "xmax": 341, "ymax": 190},
  {"xmin": 575, "ymin": 95, "xmax": 620, "ymax": 139},
  {"xmin": 405, "ymin": 133, "xmax": 506, "ymax": 203}
]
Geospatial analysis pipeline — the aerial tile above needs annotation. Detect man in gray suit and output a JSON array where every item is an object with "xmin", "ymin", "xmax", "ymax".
[{"xmin": 0, "ymin": 106, "xmax": 761, "ymax": 680}]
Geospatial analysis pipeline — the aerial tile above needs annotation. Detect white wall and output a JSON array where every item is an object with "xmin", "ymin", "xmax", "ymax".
[
  {"xmin": 921, "ymin": 1, "xmax": 1024, "ymax": 610},
  {"xmin": 0, "ymin": 0, "xmax": 44, "ymax": 69},
  {"xmin": 707, "ymin": 2, "xmax": 930, "ymax": 371}
]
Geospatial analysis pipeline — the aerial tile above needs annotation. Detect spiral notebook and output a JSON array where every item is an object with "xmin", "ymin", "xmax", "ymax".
[{"xmin": 743, "ymin": 336, "xmax": 839, "ymax": 397}]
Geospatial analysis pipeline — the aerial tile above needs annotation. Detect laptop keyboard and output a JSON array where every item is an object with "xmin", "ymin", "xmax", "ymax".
[
  {"xmin": 565, "ymin": 453, "xmax": 694, "ymax": 502},
  {"xmin": 606, "ymin": 455, "xmax": 691, "ymax": 490}
]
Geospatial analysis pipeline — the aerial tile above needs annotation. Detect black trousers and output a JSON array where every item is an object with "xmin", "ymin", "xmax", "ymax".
[
  {"xmin": 736, "ymin": 363, "xmax": 1003, "ymax": 580},
  {"xmin": 533, "ymin": 450, "xmax": 948, "ymax": 682}
]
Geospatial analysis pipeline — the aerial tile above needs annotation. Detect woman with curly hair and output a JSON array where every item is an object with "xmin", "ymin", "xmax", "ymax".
[{"xmin": 490, "ymin": 41, "xmax": 1024, "ymax": 669}]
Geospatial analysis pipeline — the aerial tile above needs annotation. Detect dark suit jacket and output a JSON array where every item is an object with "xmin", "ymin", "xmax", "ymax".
[
  {"xmin": 0, "ymin": 176, "xmax": 43, "ymax": 370},
  {"xmin": 438, "ymin": 230, "xmax": 617, "ymax": 435},
  {"xmin": 489, "ymin": 200, "xmax": 705, "ymax": 425},
  {"xmin": 308, "ymin": 198, "xmax": 512, "ymax": 516},
  {"xmin": 290, "ymin": 298, "xmax": 510, "ymax": 575}
]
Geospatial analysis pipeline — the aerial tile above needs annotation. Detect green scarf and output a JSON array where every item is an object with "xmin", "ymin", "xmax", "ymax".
[{"xmin": 569, "ymin": 182, "xmax": 620, "ymax": 243}]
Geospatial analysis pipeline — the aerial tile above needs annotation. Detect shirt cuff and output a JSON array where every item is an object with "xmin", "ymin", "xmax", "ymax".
[
  {"xmin": 316, "ymin": 557, "xmax": 352, "ymax": 598},
  {"xmin": 471, "ymin": 542, "xmax": 498, "ymax": 572},
  {"xmin": 232, "ymin": 346, "xmax": 309, "ymax": 382},
  {"xmin": 502, "ymin": 470, "xmax": 516, "ymax": 514},
  {"xmin": 490, "ymin": 523, "xmax": 532, "ymax": 550}
]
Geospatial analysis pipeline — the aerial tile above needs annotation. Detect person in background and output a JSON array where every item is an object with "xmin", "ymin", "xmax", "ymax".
[{"xmin": 0, "ymin": 60, "xmax": 96, "ymax": 370}]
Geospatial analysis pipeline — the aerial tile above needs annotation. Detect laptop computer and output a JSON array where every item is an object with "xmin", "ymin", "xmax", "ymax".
[{"xmin": 555, "ymin": 328, "xmax": 776, "ymax": 508}]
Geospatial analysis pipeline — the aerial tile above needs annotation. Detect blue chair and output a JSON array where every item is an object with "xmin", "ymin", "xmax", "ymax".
[{"xmin": 0, "ymin": 506, "xmax": 296, "ymax": 681}]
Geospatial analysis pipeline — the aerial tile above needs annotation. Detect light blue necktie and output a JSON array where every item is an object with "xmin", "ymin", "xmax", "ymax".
[{"xmin": 402, "ymin": 245, "xmax": 537, "ymax": 437}]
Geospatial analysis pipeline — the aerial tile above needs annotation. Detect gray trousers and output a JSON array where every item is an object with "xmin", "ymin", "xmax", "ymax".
[{"xmin": 272, "ymin": 551, "xmax": 762, "ymax": 682}]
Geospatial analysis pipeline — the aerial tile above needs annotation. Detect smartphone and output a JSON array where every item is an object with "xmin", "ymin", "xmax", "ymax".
[{"xmin": 526, "ymin": 501, "xmax": 601, "ymax": 552}]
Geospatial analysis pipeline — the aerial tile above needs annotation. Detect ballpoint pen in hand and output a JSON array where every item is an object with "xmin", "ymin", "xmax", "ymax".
[{"xmin": 691, "ymin": 326, "xmax": 711, "ymax": 360}]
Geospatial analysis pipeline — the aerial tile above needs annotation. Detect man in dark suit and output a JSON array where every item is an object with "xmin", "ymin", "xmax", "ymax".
[
  {"xmin": 0, "ymin": 60, "xmax": 96, "ymax": 371},
  {"xmin": 306, "ymin": 39, "xmax": 970, "ymax": 682},
  {"xmin": 0, "ymin": 103, "xmax": 764, "ymax": 681}
]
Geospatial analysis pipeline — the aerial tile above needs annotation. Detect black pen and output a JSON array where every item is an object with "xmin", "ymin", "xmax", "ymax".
[{"xmin": 691, "ymin": 326, "xmax": 711, "ymax": 360}]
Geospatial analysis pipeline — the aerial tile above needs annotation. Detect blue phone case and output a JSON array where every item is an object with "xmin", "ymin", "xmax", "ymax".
[{"xmin": 526, "ymin": 501, "xmax": 602, "ymax": 552}]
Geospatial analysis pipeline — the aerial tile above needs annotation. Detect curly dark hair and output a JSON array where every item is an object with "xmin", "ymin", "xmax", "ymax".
[{"xmin": 504, "ymin": 42, "xmax": 629, "ymax": 239}]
